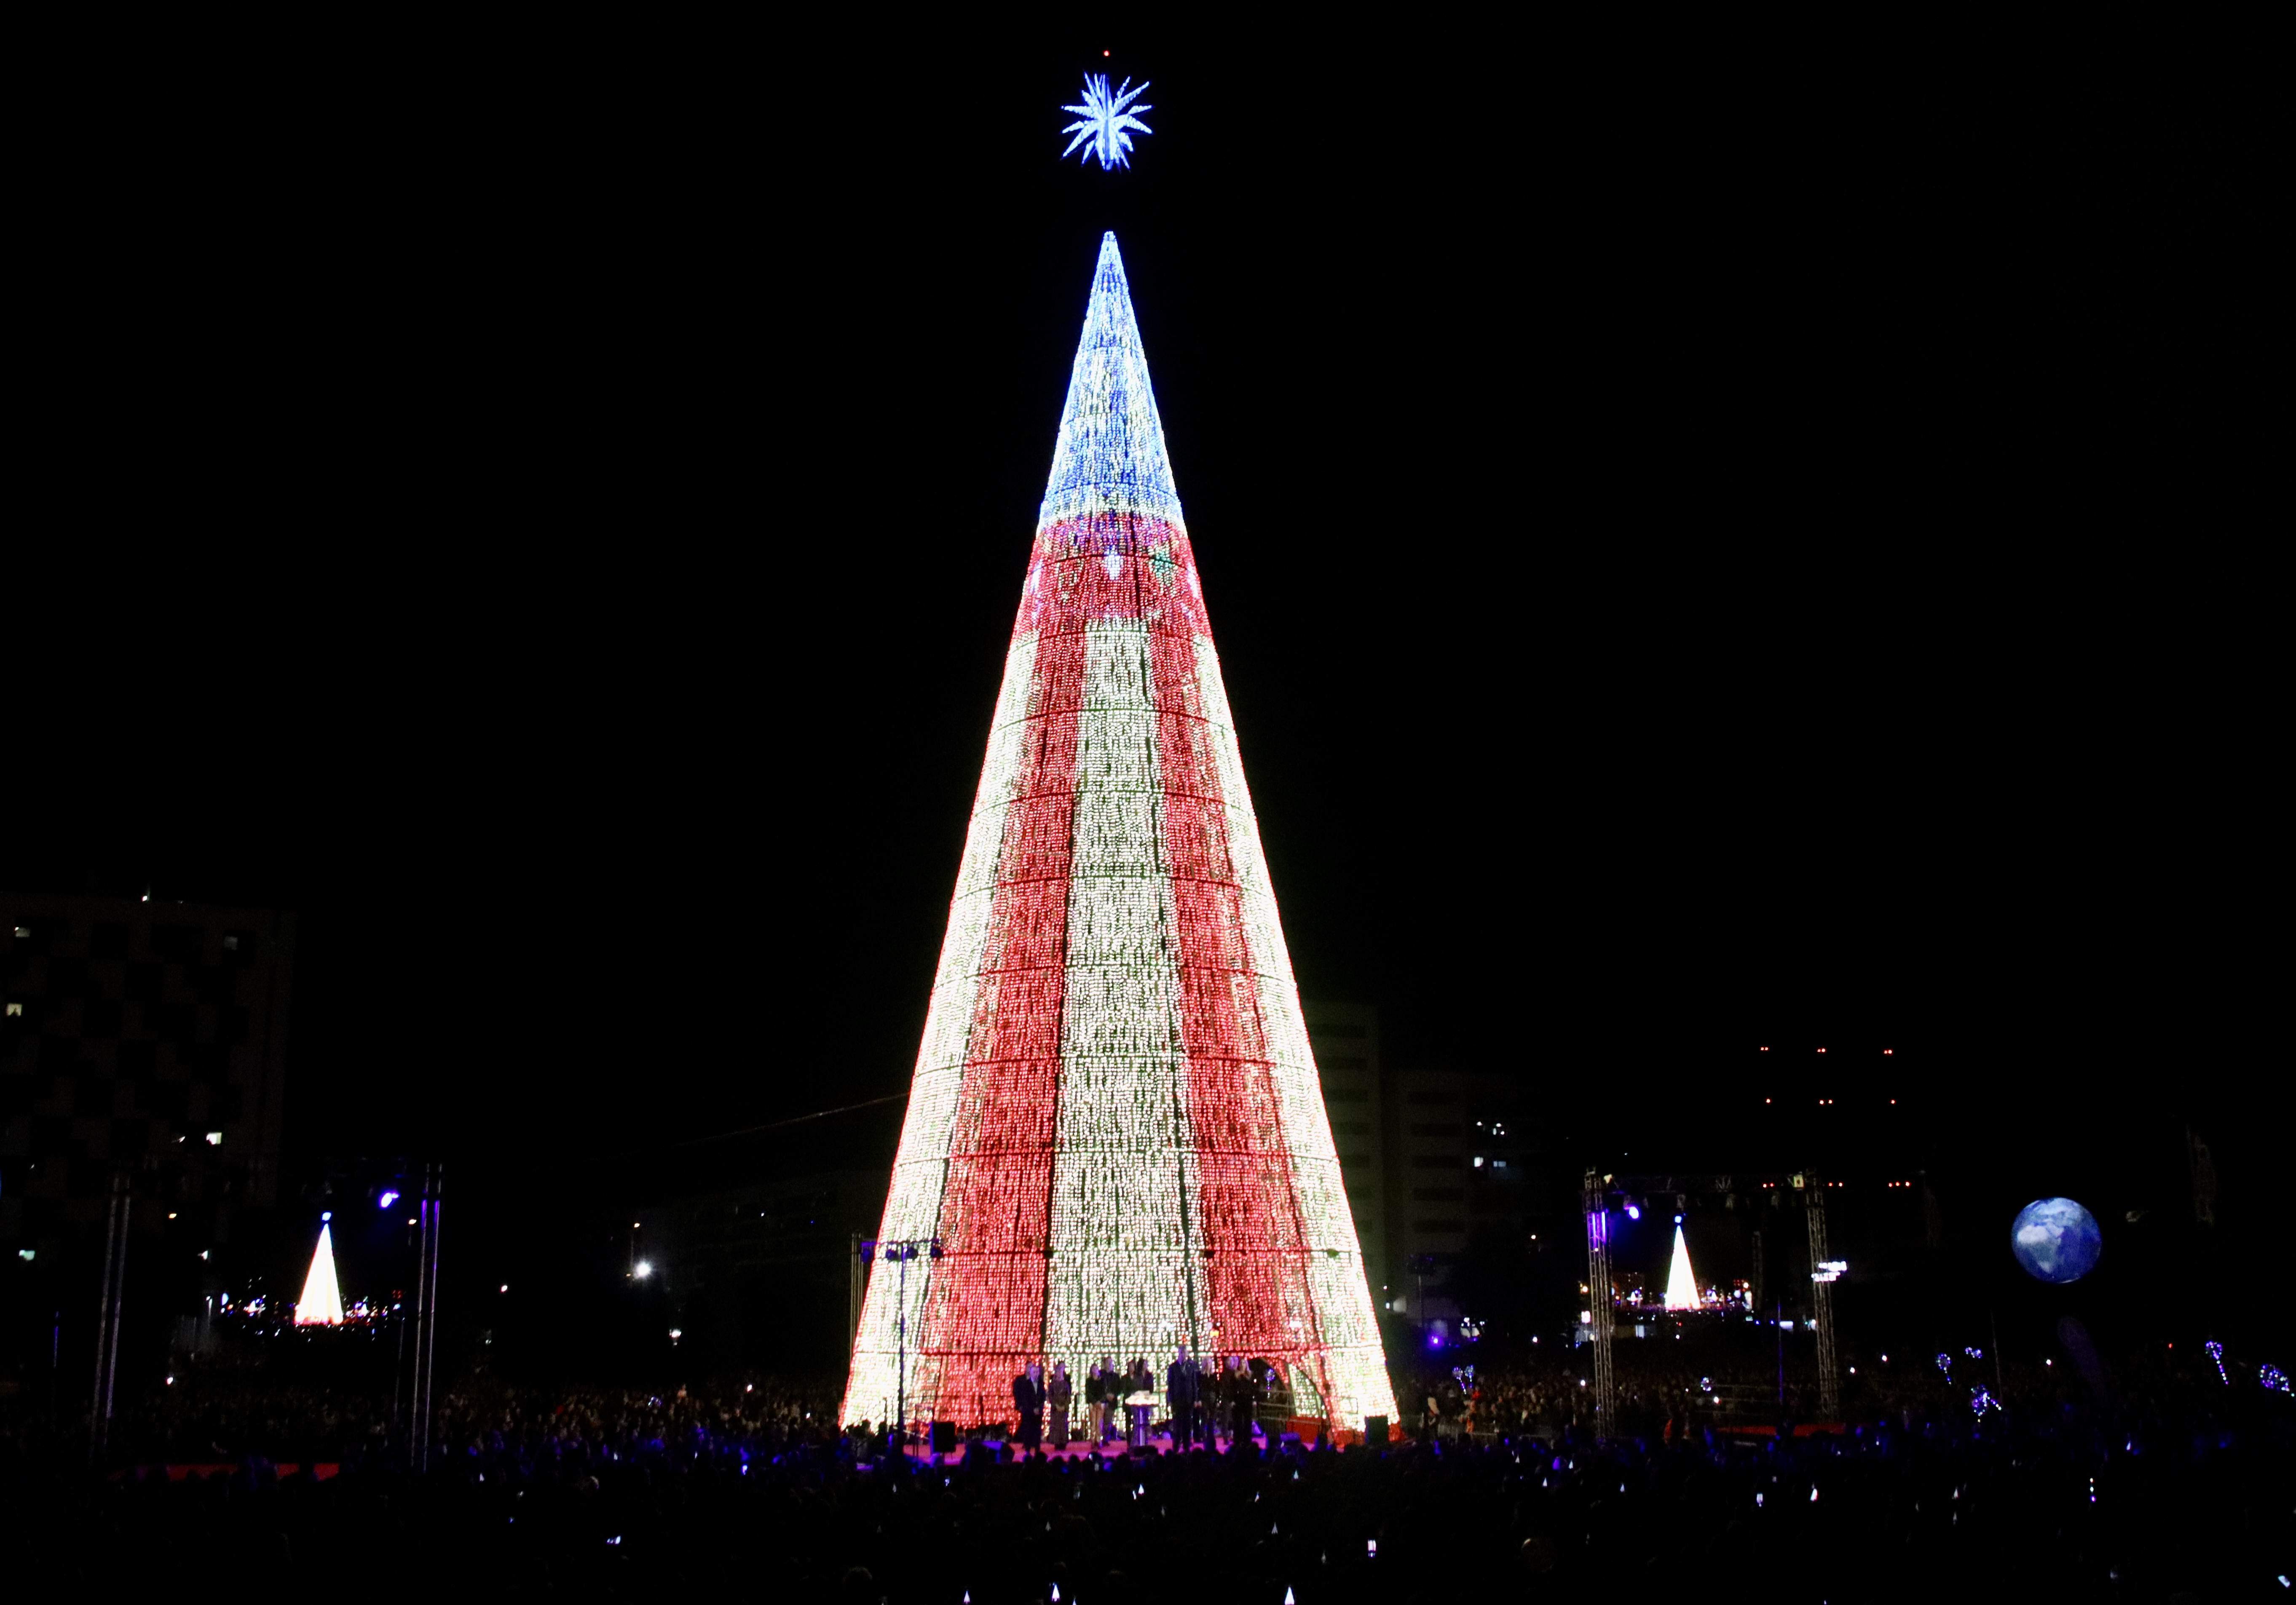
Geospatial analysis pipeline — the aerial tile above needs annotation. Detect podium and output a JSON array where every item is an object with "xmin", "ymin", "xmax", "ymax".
[{"xmin": 1123, "ymin": 1391, "xmax": 1158, "ymax": 1450}]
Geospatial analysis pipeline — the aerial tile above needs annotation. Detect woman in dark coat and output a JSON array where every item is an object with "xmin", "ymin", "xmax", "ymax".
[
  {"xmin": 1048, "ymin": 1361, "xmax": 1074, "ymax": 1447},
  {"xmin": 1226, "ymin": 1355, "xmax": 1257, "ymax": 1446}
]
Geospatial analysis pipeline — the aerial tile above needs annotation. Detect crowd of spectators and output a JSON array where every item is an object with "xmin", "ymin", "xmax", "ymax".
[{"xmin": 1, "ymin": 1343, "xmax": 2288, "ymax": 1601}]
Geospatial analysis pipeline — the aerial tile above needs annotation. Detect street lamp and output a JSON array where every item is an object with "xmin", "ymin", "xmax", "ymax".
[{"xmin": 859, "ymin": 1238, "xmax": 943, "ymax": 1446}]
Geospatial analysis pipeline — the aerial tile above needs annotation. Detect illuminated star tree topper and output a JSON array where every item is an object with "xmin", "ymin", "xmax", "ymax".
[{"xmin": 1061, "ymin": 73, "xmax": 1153, "ymax": 169}]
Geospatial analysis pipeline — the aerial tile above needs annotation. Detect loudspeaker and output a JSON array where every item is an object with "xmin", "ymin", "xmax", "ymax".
[
  {"xmin": 931, "ymin": 1420, "xmax": 957, "ymax": 1454},
  {"xmin": 1365, "ymin": 1415, "xmax": 1389, "ymax": 1447}
]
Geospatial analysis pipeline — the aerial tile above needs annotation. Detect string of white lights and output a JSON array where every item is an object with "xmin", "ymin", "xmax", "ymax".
[{"xmin": 843, "ymin": 233, "xmax": 1396, "ymax": 1433}]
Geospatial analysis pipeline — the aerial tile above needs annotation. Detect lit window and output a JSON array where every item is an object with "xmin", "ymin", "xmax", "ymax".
[
  {"xmin": 204, "ymin": 1131, "xmax": 222, "ymax": 1146},
  {"xmin": 11, "ymin": 926, "xmax": 28, "ymax": 939},
  {"xmin": 222, "ymin": 935, "xmax": 239, "ymax": 951},
  {"xmin": 1471, "ymin": 1156, "xmax": 1484, "ymax": 1168},
  {"xmin": 3, "ymin": 1003, "xmax": 19, "ymax": 1017}
]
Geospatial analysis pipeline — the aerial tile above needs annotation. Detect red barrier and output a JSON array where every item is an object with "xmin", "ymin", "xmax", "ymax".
[{"xmin": 113, "ymin": 1462, "xmax": 340, "ymax": 1482}]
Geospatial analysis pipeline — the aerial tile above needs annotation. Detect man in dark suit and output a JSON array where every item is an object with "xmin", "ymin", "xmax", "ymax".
[
  {"xmin": 1165, "ymin": 1343, "xmax": 1200, "ymax": 1449},
  {"xmin": 1011, "ymin": 1362, "xmax": 1045, "ymax": 1455}
]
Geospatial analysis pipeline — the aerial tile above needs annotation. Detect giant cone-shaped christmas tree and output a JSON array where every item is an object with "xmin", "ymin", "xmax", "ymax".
[{"xmin": 842, "ymin": 234, "xmax": 1397, "ymax": 1433}]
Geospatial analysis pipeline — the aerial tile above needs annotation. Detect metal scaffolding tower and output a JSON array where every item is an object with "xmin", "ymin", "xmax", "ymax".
[
  {"xmin": 1582, "ymin": 1169, "xmax": 1614, "ymax": 1436},
  {"xmin": 1801, "ymin": 1171, "xmax": 1840, "ymax": 1420}
]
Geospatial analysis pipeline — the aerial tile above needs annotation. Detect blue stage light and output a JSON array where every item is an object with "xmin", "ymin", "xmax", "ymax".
[
  {"xmin": 1624, "ymin": 1204, "xmax": 1640, "ymax": 1220},
  {"xmin": 378, "ymin": 1190, "xmax": 399, "ymax": 1210}
]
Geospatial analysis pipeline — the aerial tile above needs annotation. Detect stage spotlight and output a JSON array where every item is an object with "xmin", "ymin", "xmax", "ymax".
[
  {"xmin": 378, "ymin": 1190, "xmax": 399, "ymax": 1210},
  {"xmin": 1624, "ymin": 1202, "xmax": 1641, "ymax": 1221},
  {"xmin": 632, "ymin": 1260, "xmax": 654, "ymax": 1280},
  {"xmin": 320, "ymin": 1210, "xmax": 332, "ymax": 1222}
]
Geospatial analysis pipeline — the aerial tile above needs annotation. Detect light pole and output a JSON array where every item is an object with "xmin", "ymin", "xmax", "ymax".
[
  {"xmin": 410, "ymin": 1162, "xmax": 442, "ymax": 1472},
  {"xmin": 860, "ymin": 1237, "xmax": 942, "ymax": 1445}
]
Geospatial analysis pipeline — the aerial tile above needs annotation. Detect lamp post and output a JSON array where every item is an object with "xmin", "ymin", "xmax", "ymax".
[{"xmin": 859, "ymin": 1237, "xmax": 942, "ymax": 1445}]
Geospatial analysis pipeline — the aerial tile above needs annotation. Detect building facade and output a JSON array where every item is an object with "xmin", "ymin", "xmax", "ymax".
[
  {"xmin": 1383, "ymin": 1068, "xmax": 1562, "ymax": 1329},
  {"xmin": 1302, "ymin": 1000, "xmax": 1386, "ymax": 1303},
  {"xmin": 1, "ymin": 892, "xmax": 295, "ymax": 1386}
]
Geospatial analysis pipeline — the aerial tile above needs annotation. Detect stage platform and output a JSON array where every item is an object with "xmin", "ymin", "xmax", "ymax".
[{"xmin": 893, "ymin": 1425, "xmax": 1371, "ymax": 1467}]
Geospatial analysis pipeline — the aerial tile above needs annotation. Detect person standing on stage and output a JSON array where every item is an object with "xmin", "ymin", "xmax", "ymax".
[
  {"xmin": 1227, "ymin": 1354, "xmax": 1257, "ymax": 1447},
  {"xmin": 1088, "ymin": 1358, "xmax": 1115, "ymax": 1443},
  {"xmin": 1048, "ymin": 1360, "xmax": 1073, "ymax": 1448},
  {"xmin": 1011, "ymin": 1362, "xmax": 1045, "ymax": 1457},
  {"xmin": 1165, "ymin": 1343, "xmax": 1200, "ymax": 1449},
  {"xmin": 1198, "ymin": 1354, "xmax": 1220, "ymax": 1451}
]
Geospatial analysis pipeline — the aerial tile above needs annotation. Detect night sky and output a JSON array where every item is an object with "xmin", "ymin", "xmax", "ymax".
[{"xmin": 12, "ymin": 28, "xmax": 2275, "ymax": 1305}]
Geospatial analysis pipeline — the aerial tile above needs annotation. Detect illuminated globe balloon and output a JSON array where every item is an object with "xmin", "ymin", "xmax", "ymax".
[{"xmin": 2010, "ymin": 1197, "xmax": 2103, "ymax": 1284}]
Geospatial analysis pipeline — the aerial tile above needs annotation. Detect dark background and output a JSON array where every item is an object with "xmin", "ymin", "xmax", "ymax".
[{"xmin": 11, "ymin": 23, "xmax": 2279, "ymax": 1357}]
